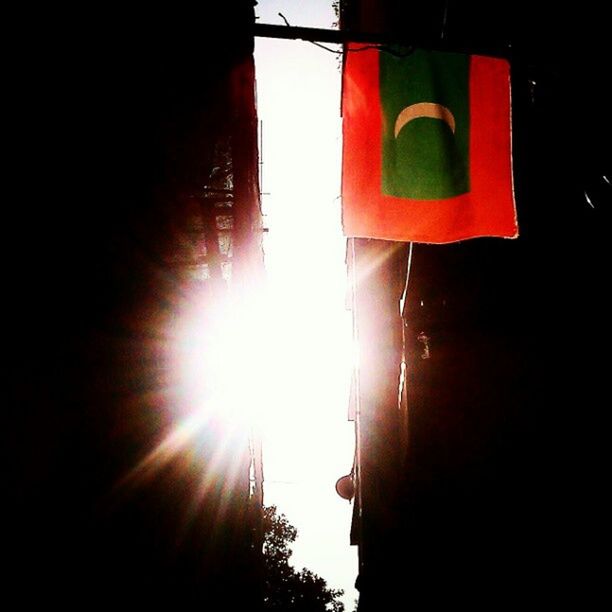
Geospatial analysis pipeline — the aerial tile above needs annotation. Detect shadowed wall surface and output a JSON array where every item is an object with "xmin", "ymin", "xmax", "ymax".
[{"xmin": 8, "ymin": 4, "xmax": 264, "ymax": 608}]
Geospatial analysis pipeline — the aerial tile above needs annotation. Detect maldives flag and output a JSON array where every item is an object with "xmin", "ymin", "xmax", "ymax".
[{"xmin": 342, "ymin": 44, "xmax": 517, "ymax": 243}]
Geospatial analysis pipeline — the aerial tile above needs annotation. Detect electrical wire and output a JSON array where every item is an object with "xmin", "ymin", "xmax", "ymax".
[{"xmin": 277, "ymin": 12, "xmax": 413, "ymax": 57}]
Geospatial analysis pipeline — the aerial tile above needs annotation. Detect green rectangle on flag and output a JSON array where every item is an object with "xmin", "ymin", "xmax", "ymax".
[{"xmin": 380, "ymin": 48, "xmax": 470, "ymax": 200}]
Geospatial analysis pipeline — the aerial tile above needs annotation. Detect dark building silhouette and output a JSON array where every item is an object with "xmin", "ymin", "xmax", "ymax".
[
  {"xmin": 341, "ymin": 1, "xmax": 610, "ymax": 609},
  {"xmin": 8, "ymin": 3, "xmax": 264, "ymax": 609}
]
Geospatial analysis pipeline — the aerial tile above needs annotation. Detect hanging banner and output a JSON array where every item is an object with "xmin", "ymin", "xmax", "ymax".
[{"xmin": 342, "ymin": 45, "xmax": 517, "ymax": 243}]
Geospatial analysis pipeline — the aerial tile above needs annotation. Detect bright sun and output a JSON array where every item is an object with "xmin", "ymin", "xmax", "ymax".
[{"xmin": 171, "ymin": 268, "xmax": 354, "ymax": 455}]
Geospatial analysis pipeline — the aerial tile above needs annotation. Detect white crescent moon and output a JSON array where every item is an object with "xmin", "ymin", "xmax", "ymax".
[{"xmin": 394, "ymin": 102, "xmax": 456, "ymax": 138}]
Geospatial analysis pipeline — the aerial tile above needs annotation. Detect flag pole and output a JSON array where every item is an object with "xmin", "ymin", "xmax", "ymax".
[
  {"xmin": 252, "ymin": 23, "xmax": 395, "ymax": 45},
  {"xmin": 252, "ymin": 23, "xmax": 508, "ymax": 58}
]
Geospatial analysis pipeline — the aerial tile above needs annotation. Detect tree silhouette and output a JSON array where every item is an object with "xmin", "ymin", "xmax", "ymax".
[{"xmin": 263, "ymin": 506, "xmax": 345, "ymax": 612}]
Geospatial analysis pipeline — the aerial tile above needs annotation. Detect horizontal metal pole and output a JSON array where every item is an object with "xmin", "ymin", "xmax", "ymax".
[
  {"xmin": 252, "ymin": 22, "xmax": 508, "ymax": 59},
  {"xmin": 253, "ymin": 22, "xmax": 399, "ymax": 46}
]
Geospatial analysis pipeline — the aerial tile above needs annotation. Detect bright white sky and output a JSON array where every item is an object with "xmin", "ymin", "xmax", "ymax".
[{"xmin": 254, "ymin": 1, "xmax": 358, "ymax": 609}]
